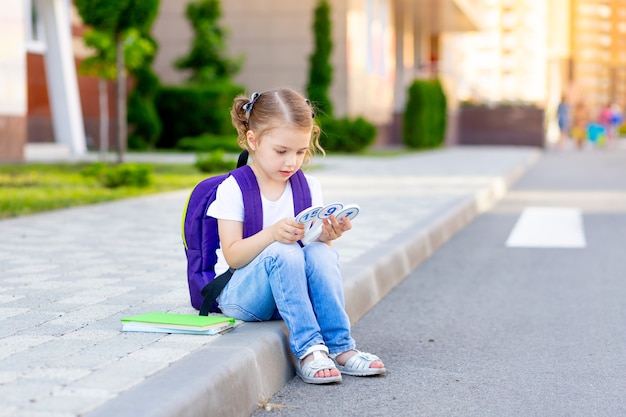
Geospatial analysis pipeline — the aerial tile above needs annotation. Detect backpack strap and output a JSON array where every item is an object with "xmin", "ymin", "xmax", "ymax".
[
  {"xmin": 198, "ymin": 164, "xmax": 262, "ymax": 316},
  {"xmin": 289, "ymin": 169, "xmax": 312, "ymax": 214},
  {"xmin": 232, "ymin": 166, "xmax": 311, "ymax": 231},
  {"xmin": 231, "ymin": 165, "xmax": 263, "ymax": 238},
  {"xmin": 290, "ymin": 170, "xmax": 311, "ymax": 248},
  {"xmin": 199, "ymin": 268, "xmax": 234, "ymax": 316}
]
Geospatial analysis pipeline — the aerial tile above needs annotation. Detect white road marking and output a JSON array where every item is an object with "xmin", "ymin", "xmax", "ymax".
[{"xmin": 506, "ymin": 207, "xmax": 586, "ymax": 248}]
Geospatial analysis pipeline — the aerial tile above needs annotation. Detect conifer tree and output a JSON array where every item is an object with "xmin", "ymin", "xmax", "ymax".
[
  {"xmin": 307, "ymin": 0, "xmax": 334, "ymax": 117},
  {"xmin": 175, "ymin": 0, "xmax": 241, "ymax": 84}
]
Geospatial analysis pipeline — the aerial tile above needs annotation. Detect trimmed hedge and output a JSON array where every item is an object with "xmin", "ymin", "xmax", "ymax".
[
  {"xmin": 82, "ymin": 162, "xmax": 152, "ymax": 188},
  {"xmin": 177, "ymin": 133, "xmax": 241, "ymax": 153},
  {"xmin": 195, "ymin": 150, "xmax": 237, "ymax": 173},
  {"xmin": 403, "ymin": 79, "xmax": 447, "ymax": 149},
  {"xmin": 155, "ymin": 83, "xmax": 243, "ymax": 148},
  {"xmin": 319, "ymin": 116, "xmax": 377, "ymax": 153}
]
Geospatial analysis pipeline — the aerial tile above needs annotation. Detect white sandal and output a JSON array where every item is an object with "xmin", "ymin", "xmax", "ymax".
[
  {"xmin": 295, "ymin": 344, "xmax": 342, "ymax": 384},
  {"xmin": 330, "ymin": 349, "xmax": 386, "ymax": 376}
]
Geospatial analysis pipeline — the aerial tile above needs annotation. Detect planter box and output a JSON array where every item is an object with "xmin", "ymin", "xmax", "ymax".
[{"xmin": 457, "ymin": 106, "xmax": 545, "ymax": 148}]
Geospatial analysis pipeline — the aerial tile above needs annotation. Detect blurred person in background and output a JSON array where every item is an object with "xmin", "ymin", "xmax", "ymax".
[
  {"xmin": 599, "ymin": 103, "xmax": 613, "ymax": 145},
  {"xmin": 556, "ymin": 96, "xmax": 570, "ymax": 147},
  {"xmin": 609, "ymin": 103, "xmax": 623, "ymax": 143},
  {"xmin": 557, "ymin": 95, "xmax": 570, "ymax": 148},
  {"xmin": 570, "ymin": 100, "xmax": 588, "ymax": 149}
]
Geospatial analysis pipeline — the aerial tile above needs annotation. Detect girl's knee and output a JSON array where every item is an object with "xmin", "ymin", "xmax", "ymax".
[
  {"xmin": 303, "ymin": 243, "xmax": 341, "ymax": 281},
  {"xmin": 263, "ymin": 242, "xmax": 305, "ymax": 269},
  {"xmin": 219, "ymin": 303, "xmax": 275, "ymax": 322},
  {"xmin": 304, "ymin": 242, "xmax": 339, "ymax": 262},
  {"xmin": 265, "ymin": 241, "xmax": 302, "ymax": 257}
]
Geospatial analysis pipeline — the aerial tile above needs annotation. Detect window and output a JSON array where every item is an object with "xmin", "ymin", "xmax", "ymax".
[{"xmin": 25, "ymin": 0, "xmax": 46, "ymax": 53}]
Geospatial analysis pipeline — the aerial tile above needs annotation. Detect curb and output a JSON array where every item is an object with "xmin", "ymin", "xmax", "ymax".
[
  {"xmin": 85, "ymin": 322, "xmax": 291, "ymax": 417},
  {"xmin": 85, "ymin": 152, "xmax": 539, "ymax": 417}
]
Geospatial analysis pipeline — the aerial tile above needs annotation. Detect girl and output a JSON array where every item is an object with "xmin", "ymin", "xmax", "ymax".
[{"xmin": 207, "ymin": 88, "xmax": 385, "ymax": 384}]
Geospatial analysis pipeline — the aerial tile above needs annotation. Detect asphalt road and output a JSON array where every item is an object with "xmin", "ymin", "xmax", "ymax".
[{"xmin": 251, "ymin": 147, "xmax": 626, "ymax": 417}]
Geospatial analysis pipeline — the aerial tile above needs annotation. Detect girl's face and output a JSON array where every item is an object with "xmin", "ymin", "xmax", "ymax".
[{"xmin": 247, "ymin": 126, "xmax": 311, "ymax": 183}]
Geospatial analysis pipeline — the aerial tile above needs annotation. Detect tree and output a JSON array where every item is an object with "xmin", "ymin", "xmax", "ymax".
[
  {"xmin": 75, "ymin": 0, "xmax": 160, "ymax": 162},
  {"xmin": 305, "ymin": 0, "xmax": 377, "ymax": 153},
  {"xmin": 79, "ymin": 29, "xmax": 116, "ymax": 162},
  {"xmin": 79, "ymin": 28, "xmax": 156, "ymax": 160},
  {"xmin": 126, "ymin": 32, "xmax": 162, "ymax": 151},
  {"xmin": 127, "ymin": 63, "xmax": 162, "ymax": 151},
  {"xmin": 307, "ymin": 0, "xmax": 334, "ymax": 117},
  {"xmin": 175, "ymin": 0, "xmax": 241, "ymax": 84}
]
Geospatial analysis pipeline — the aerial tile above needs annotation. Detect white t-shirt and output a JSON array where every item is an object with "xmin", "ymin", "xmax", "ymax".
[{"xmin": 206, "ymin": 174, "xmax": 323, "ymax": 275}]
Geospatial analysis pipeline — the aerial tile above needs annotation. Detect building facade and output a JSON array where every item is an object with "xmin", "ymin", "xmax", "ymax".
[
  {"xmin": 153, "ymin": 0, "xmax": 482, "ymax": 146},
  {"xmin": 1, "ymin": 0, "xmax": 482, "ymax": 161},
  {"xmin": 439, "ymin": 0, "xmax": 626, "ymax": 145},
  {"xmin": 570, "ymin": 0, "xmax": 626, "ymax": 115},
  {"xmin": 8, "ymin": 1, "xmax": 624, "ymax": 160},
  {"xmin": 0, "ymin": 2, "xmax": 29, "ymax": 161},
  {"xmin": 0, "ymin": 0, "xmax": 87, "ymax": 162}
]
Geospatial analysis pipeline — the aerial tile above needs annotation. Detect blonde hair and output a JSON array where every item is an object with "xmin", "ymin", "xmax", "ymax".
[{"xmin": 230, "ymin": 88, "xmax": 324, "ymax": 162}]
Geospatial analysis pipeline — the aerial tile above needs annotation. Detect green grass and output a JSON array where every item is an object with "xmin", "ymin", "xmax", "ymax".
[
  {"xmin": 0, "ymin": 149, "xmax": 422, "ymax": 219},
  {"xmin": 0, "ymin": 162, "xmax": 209, "ymax": 219}
]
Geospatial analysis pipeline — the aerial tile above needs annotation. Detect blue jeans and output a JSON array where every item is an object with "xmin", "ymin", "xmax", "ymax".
[{"xmin": 216, "ymin": 241, "xmax": 356, "ymax": 359}]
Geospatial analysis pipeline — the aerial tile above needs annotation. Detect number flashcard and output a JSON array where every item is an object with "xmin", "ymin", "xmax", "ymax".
[
  {"xmin": 295, "ymin": 202, "xmax": 360, "ymax": 245},
  {"xmin": 335, "ymin": 204, "xmax": 360, "ymax": 224},
  {"xmin": 294, "ymin": 206, "xmax": 323, "ymax": 225}
]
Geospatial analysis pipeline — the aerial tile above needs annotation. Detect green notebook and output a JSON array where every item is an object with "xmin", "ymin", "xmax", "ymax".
[{"xmin": 121, "ymin": 312, "xmax": 236, "ymax": 335}]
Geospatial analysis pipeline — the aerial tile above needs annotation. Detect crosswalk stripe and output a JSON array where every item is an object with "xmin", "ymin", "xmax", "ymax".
[{"xmin": 506, "ymin": 207, "xmax": 586, "ymax": 248}]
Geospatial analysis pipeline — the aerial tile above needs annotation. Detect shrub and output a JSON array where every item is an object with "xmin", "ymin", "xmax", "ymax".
[
  {"xmin": 128, "ymin": 93, "xmax": 161, "ymax": 150},
  {"xmin": 82, "ymin": 162, "xmax": 152, "ymax": 188},
  {"xmin": 195, "ymin": 150, "xmax": 237, "ymax": 173},
  {"xmin": 177, "ymin": 133, "xmax": 241, "ymax": 153},
  {"xmin": 319, "ymin": 116, "xmax": 377, "ymax": 153},
  {"xmin": 156, "ymin": 83, "xmax": 243, "ymax": 148},
  {"xmin": 403, "ymin": 79, "xmax": 448, "ymax": 149},
  {"xmin": 128, "ymin": 65, "xmax": 162, "ymax": 150}
]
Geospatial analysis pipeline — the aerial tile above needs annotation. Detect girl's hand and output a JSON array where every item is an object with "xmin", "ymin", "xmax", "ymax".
[
  {"xmin": 271, "ymin": 218, "xmax": 305, "ymax": 244},
  {"xmin": 318, "ymin": 215, "xmax": 351, "ymax": 243}
]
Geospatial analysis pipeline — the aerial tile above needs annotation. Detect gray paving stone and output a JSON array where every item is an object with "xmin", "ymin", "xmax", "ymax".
[
  {"xmin": 0, "ymin": 379, "xmax": 62, "ymax": 407},
  {"xmin": 27, "ymin": 386, "xmax": 114, "ymax": 416}
]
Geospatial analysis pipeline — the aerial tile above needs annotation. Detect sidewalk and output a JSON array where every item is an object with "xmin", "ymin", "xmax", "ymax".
[{"xmin": 0, "ymin": 146, "xmax": 540, "ymax": 417}]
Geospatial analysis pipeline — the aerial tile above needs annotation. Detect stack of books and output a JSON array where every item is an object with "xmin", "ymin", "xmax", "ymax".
[{"xmin": 121, "ymin": 312, "xmax": 237, "ymax": 335}]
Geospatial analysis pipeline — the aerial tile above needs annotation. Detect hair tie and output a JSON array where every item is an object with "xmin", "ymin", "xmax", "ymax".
[
  {"xmin": 243, "ymin": 92, "xmax": 261, "ymax": 118},
  {"xmin": 305, "ymin": 99, "xmax": 315, "ymax": 119}
]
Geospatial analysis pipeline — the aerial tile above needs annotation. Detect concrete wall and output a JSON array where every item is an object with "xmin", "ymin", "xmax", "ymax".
[
  {"xmin": 221, "ymin": 0, "xmax": 349, "ymax": 118},
  {"xmin": 152, "ymin": 0, "xmax": 194, "ymax": 86}
]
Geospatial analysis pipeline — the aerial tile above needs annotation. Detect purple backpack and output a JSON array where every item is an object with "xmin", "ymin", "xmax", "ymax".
[{"xmin": 182, "ymin": 152, "xmax": 312, "ymax": 315}]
